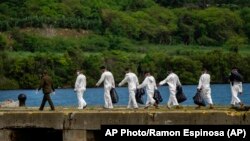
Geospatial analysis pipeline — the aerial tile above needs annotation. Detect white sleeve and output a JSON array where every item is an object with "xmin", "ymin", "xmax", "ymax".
[
  {"xmin": 119, "ymin": 75, "xmax": 128, "ymax": 86},
  {"xmin": 137, "ymin": 78, "xmax": 148, "ymax": 89},
  {"xmin": 83, "ymin": 75, "xmax": 86, "ymax": 90},
  {"xmin": 197, "ymin": 75, "xmax": 203, "ymax": 89},
  {"xmin": 154, "ymin": 79, "xmax": 157, "ymax": 90},
  {"xmin": 75, "ymin": 76, "xmax": 80, "ymax": 89},
  {"xmin": 96, "ymin": 73, "xmax": 105, "ymax": 86},
  {"xmin": 176, "ymin": 76, "xmax": 181, "ymax": 86},
  {"xmin": 135, "ymin": 76, "xmax": 139, "ymax": 86},
  {"xmin": 112, "ymin": 74, "xmax": 115, "ymax": 88},
  {"xmin": 159, "ymin": 76, "xmax": 170, "ymax": 85},
  {"xmin": 239, "ymin": 82, "xmax": 243, "ymax": 93}
]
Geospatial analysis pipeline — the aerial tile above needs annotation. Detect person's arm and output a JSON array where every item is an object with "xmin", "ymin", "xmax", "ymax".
[
  {"xmin": 51, "ymin": 77, "xmax": 55, "ymax": 92},
  {"xmin": 137, "ymin": 78, "xmax": 148, "ymax": 89},
  {"xmin": 83, "ymin": 75, "xmax": 86, "ymax": 91},
  {"xmin": 197, "ymin": 75, "xmax": 203, "ymax": 90},
  {"xmin": 118, "ymin": 75, "xmax": 128, "ymax": 87},
  {"xmin": 38, "ymin": 78, "xmax": 44, "ymax": 91},
  {"xmin": 96, "ymin": 73, "xmax": 105, "ymax": 86},
  {"xmin": 135, "ymin": 76, "xmax": 139, "ymax": 87},
  {"xmin": 154, "ymin": 78, "xmax": 157, "ymax": 90},
  {"xmin": 111, "ymin": 74, "xmax": 115, "ymax": 88},
  {"xmin": 74, "ymin": 76, "xmax": 80, "ymax": 91},
  {"xmin": 159, "ymin": 75, "xmax": 170, "ymax": 86},
  {"xmin": 239, "ymin": 82, "xmax": 243, "ymax": 94},
  {"xmin": 51, "ymin": 83, "xmax": 55, "ymax": 92},
  {"xmin": 176, "ymin": 75, "xmax": 181, "ymax": 86}
]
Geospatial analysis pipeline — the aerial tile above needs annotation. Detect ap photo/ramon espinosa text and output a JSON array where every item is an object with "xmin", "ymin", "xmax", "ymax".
[{"xmin": 102, "ymin": 125, "xmax": 249, "ymax": 140}]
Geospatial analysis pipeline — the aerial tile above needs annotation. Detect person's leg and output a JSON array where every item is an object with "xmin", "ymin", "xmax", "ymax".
[
  {"xmin": 231, "ymin": 85, "xmax": 241, "ymax": 106},
  {"xmin": 104, "ymin": 87, "xmax": 113, "ymax": 109},
  {"xmin": 46, "ymin": 94, "xmax": 55, "ymax": 110},
  {"xmin": 148, "ymin": 91, "xmax": 155, "ymax": 105},
  {"xmin": 169, "ymin": 89, "xmax": 179, "ymax": 109},
  {"xmin": 207, "ymin": 89, "xmax": 214, "ymax": 109},
  {"xmin": 127, "ymin": 90, "xmax": 132, "ymax": 109},
  {"xmin": 130, "ymin": 89, "xmax": 138, "ymax": 109},
  {"xmin": 149, "ymin": 91, "xmax": 159, "ymax": 109},
  {"xmin": 144, "ymin": 91, "xmax": 151, "ymax": 109},
  {"xmin": 145, "ymin": 93, "xmax": 150, "ymax": 107},
  {"xmin": 76, "ymin": 90, "xmax": 84, "ymax": 109},
  {"xmin": 204, "ymin": 88, "xmax": 214, "ymax": 109},
  {"xmin": 39, "ymin": 94, "xmax": 47, "ymax": 110},
  {"xmin": 82, "ymin": 91, "xmax": 87, "ymax": 109}
]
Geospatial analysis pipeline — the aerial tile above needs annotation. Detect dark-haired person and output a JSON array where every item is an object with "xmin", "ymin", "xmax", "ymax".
[
  {"xmin": 96, "ymin": 66, "xmax": 115, "ymax": 109},
  {"xmin": 74, "ymin": 69, "xmax": 87, "ymax": 109},
  {"xmin": 118, "ymin": 68, "xmax": 139, "ymax": 109},
  {"xmin": 197, "ymin": 69, "xmax": 214, "ymax": 109},
  {"xmin": 158, "ymin": 69, "xmax": 181, "ymax": 109},
  {"xmin": 137, "ymin": 71, "xmax": 158, "ymax": 109},
  {"xmin": 229, "ymin": 67, "xmax": 244, "ymax": 108},
  {"xmin": 37, "ymin": 70, "xmax": 55, "ymax": 111}
]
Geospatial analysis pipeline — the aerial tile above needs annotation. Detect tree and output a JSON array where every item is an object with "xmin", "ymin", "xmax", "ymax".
[{"xmin": 225, "ymin": 36, "xmax": 247, "ymax": 53}]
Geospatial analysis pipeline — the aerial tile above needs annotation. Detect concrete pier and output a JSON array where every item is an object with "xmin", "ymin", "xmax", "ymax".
[{"xmin": 0, "ymin": 106, "xmax": 249, "ymax": 141}]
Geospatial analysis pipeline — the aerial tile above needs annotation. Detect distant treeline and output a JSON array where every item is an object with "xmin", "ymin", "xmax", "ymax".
[
  {"xmin": 0, "ymin": 0, "xmax": 250, "ymax": 46},
  {"xmin": 1, "ymin": 50, "xmax": 250, "ymax": 89}
]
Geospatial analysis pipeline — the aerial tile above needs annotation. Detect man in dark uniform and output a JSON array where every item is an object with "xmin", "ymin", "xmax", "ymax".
[{"xmin": 37, "ymin": 70, "xmax": 55, "ymax": 111}]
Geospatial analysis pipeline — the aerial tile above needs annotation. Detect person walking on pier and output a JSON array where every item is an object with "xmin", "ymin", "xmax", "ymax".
[
  {"xmin": 96, "ymin": 66, "xmax": 115, "ymax": 109},
  {"xmin": 74, "ymin": 69, "xmax": 87, "ymax": 109},
  {"xmin": 36, "ymin": 70, "xmax": 55, "ymax": 111},
  {"xmin": 137, "ymin": 70, "xmax": 158, "ymax": 109},
  {"xmin": 118, "ymin": 68, "xmax": 139, "ymax": 109},
  {"xmin": 158, "ymin": 69, "xmax": 181, "ymax": 109},
  {"xmin": 197, "ymin": 68, "xmax": 214, "ymax": 109},
  {"xmin": 229, "ymin": 67, "xmax": 244, "ymax": 109}
]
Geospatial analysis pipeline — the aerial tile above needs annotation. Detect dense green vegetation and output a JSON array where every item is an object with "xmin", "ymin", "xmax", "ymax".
[{"xmin": 0, "ymin": 0, "xmax": 250, "ymax": 89}]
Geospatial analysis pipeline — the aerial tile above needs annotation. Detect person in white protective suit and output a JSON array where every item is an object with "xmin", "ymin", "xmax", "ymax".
[
  {"xmin": 158, "ymin": 69, "xmax": 181, "ymax": 109},
  {"xmin": 96, "ymin": 66, "xmax": 115, "ymax": 109},
  {"xmin": 137, "ymin": 71, "xmax": 158, "ymax": 109},
  {"xmin": 229, "ymin": 67, "xmax": 244, "ymax": 109},
  {"xmin": 197, "ymin": 68, "xmax": 214, "ymax": 109},
  {"xmin": 118, "ymin": 68, "xmax": 139, "ymax": 109},
  {"xmin": 74, "ymin": 69, "xmax": 87, "ymax": 109}
]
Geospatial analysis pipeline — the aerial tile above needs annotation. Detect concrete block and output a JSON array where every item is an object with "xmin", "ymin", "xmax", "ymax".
[{"xmin": 63, "ymin": 130, "xmax": 86, "ymax": 141}]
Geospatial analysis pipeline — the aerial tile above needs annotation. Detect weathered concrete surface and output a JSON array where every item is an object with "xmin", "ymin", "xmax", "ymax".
[
  {"xmin": 0, "ymin": 106, "xmax": 249, "ymax": 141},
  {"xmin": 0, "ymin": 106, "xmax": 249, "ymax": 130},
  {"xmin": 63, "ymin": 130, "xmax": 87, "ymax": 141},
  {"xmin": 0, "ymin": 130, "xmax": 11, "ymax": 141}
]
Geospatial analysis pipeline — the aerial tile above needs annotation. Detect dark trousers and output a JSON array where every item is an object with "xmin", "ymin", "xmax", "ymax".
[{"xmin": 39, "ymin": 93, "xmax": 55, "ymax": 110}]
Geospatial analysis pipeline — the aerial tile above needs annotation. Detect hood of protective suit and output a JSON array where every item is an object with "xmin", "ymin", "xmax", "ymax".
[{"xmin": 148, "ymin": 76, "xmax": 154, "ymax": 82}]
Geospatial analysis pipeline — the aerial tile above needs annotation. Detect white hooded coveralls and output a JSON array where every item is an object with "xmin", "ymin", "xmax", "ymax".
[
  {"xmin": 197, "ymin": 73, "xmax": 213, "ymax": 105},
  {"xmin": 74, "ymin": 73, "xmax": 87, "ymax": 109},
  {"xmin": 96, "ymin": 71, "xmax": 115, "ymax": 109},
  {"xmin": 159, "ymin": 72, "xmax": 181, "ymax": 107},
  {"xmin": 119, "ymin": 72, "xmax": 139, "ymax": 108},
  {"xmin": 138, "ymin": 75, "xmax": 157, "ymax": 107}
]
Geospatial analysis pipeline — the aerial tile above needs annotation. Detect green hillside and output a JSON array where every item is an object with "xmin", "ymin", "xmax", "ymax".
[{"xmin": 1, "ymin": 0, "xmax": 250, "ymax": 89}]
